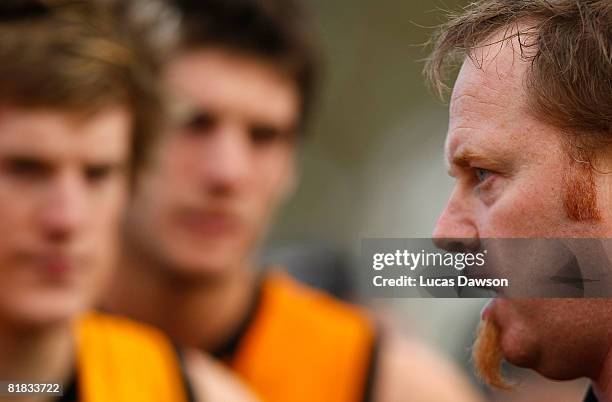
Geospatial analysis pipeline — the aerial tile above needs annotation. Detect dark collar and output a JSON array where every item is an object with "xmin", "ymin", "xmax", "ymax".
[
  {"xmin": 56, "ymin": 372, "xmax": 78, "ymax": 402},
  {"xmin": 585, "ymin": 386, "xmax": 599, "ymax": 402},
  {"xmin": 210, "ymin": 276, "xmax": 264, "ymax": 362}
]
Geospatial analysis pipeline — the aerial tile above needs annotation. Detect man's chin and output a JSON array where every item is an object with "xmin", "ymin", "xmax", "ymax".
[
  {"xmin": 500, "ymin": 331, "xmax": 540, "ymax": 370},
  {"xmin": 473, "ymin": 313, "xmax": 550, "ymax": 390},
  {"xmin": 163, "ymin": 250, "xmax": 251, "ymax": 283},
  {"xmin": 0, "ymin": 297, "xmax": 84, "ymax": 331}
]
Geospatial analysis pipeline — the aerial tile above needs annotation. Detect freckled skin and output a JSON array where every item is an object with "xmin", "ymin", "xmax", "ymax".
[{"xmin": 433, "ymin": 33, "xmax": 612, "ymax": 384}]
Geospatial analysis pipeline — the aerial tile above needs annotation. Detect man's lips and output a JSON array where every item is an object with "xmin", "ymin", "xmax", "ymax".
[
  {"xmin": 18, "ymin": 252, "xmax": 79, "ymax": 278},
  {"xmin": 42, "ymin": 254, "xmax": 74, "ymax": 275},
  {"xmin": 178, "ymin": 210, "xmax": 242, "ymax": 237}
]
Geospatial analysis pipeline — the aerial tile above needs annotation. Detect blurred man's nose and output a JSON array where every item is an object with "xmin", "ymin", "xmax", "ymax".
[
  {"xmin": 433, "ymin": 188, "xmax": 480, "ymax": 252},
  {"xmin": 199, "ymin": 124, "xmax": 251, "ymax": 192},
  {"xmin": 40, "ymin": 171, "xmax": 88, "ymax": 241}
]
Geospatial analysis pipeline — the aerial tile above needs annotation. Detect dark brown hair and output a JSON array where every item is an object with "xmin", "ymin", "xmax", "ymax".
[
  {"xmin": 166, "ymin": 0, "xmax": 319, "ymax": 131},
  {"xmin": 425, "ymin": 0, "xmax": 611, "ymax": 145},
  {"xmin": 0, "ymin": 0, "xmax": 177, "ymax": 173}
]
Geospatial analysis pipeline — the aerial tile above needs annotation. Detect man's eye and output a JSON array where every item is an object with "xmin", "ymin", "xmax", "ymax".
[
  {"xmin": 183, "ymin": 112, "xmax": 217, "ymax": 134},
  {"xmin": 249, "ymin": 125, "xmax": 282, "ymax": 145},
  {"xmin": 475, "ymin": 168, "xmax": 493, "ymax": 183},
  {"xmin": 85, "ymin": 165, "xmax": 113, "ymax": 184},
  {"xmin": 4, "ymin": 158, "xmax": 50, "ymax": 179}
]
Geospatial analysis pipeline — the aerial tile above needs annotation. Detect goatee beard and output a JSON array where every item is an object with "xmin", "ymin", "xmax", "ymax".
[{"xmin": 473, "ymin": 319, "xmax": 513, "ymax": 390}]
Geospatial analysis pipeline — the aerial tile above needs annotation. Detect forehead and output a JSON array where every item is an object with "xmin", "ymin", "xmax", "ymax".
[
  {"xmin": 164, "ymin": 48, "xmax": 300, "ymax": 126},
  {"xmin": 445, "ymin": 36, "xmax": 555, "ymax": 166},
  {"xmin": 0, "ymin": 106, "xmax": 131, "ymax": 160}
]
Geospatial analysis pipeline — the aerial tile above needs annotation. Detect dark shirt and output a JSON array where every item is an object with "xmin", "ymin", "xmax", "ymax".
[
  {"xmin": 56, "ymin": 373, "xmax": 77, "ymax": 402},
  {"xmin": 585, "ymin": 386, "xmax": 598, "ymax": 402}
]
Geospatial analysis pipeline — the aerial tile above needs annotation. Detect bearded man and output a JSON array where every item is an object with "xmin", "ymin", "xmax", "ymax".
[{"xmin": 426, "ymin": 1, "xmax": 612, "ymax": 401}]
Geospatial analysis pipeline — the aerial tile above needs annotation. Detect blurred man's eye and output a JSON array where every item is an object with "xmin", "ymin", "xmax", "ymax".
[
  {"xmin": 249, "ymin": 125, "xmax": 290, "ymax": 145},
  {"xmin": 84, "ymin": 164, "xmax": 116, "ymax": 185},
  {"xmin": 183, "ymin": 111, "xmax": 217, "ymax": 134},
  {"xmin": 3, "ymin": 157, "xmax": 51, "ymax": 179}
]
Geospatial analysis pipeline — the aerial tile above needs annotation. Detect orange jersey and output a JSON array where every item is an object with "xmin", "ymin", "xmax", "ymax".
[
  {"xmin": 75, "ymin": 312, "xmax": 191, "ymax": 402},
  {"xmin": 226, "ymin": 273, "xmax": 377, "ymax": 402}
]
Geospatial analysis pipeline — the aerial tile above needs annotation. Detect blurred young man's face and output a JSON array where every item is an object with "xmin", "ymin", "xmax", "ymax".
[
  {"xmin": 0, "ymin": 106, "xmax": 131, "ymax": 328},
  {"xmin": 126, "ymin": 48, "xmax": 299, "ymax": 277},
  {"xmin": 433, "ymin": 37, "xmax": 612, "ymax": 382}
]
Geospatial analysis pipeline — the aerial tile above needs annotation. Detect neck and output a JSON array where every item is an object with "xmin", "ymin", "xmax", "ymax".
[
  {"xmin": 106, "ymin": 251, "xmax": 259, "ymax": 352},
  {"xmin": 0, "ymin": 318, "xmax": 75, "ymax": 402},
  {"xmin": 593, "ymin": 346, "xmax": 612, "ymax": 402}
]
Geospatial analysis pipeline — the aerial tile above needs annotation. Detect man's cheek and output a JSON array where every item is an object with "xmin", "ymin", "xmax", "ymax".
[{"xmin": 486, "ymin": 184, "xmax": 565, "ymax": 236}]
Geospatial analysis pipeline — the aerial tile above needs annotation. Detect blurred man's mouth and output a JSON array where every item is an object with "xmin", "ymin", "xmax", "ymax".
[
  {"xmin": 17, "ymin": 250, "xmax": 81, "ymax": 281},
  {"xmin": 42, "ymin": 254, "xmax": 74, "ymax": 276},
  {"xmin": 177, "ymin": 208, "xmax": 243, "ymax": 239}
]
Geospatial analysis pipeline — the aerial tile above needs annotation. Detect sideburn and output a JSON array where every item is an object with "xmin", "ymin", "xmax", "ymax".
[{"xmin": 563, "ymin": 150, "xmax": 602, "ymax": 222}]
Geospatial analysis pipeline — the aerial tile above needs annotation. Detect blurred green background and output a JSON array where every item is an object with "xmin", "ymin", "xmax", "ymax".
[
  {"xmin": 269, "ymin": 0, "xmax": 476, "ymax": 361},
  {"xmin": 274, "ymin": 0, "xmax": 461, "ymax": 243}
]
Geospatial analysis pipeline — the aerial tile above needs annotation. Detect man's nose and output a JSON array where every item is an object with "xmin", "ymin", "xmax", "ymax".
[
  {"xmin": 40, "ymin": 171, "xmax": 88, "ymax": 242},
  {"xmin": 432, "ymin": 188, "xmax": 480, "ymax": 252},
  {"xmin": 199, "ymin": 125, "xmax": 251, "ymax": 191}
]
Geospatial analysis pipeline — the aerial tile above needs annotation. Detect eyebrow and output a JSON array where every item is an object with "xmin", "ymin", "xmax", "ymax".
[
  {"xmin": 448, "ymin": 147, "xmax": 512, "ymax": 175},
  {"xmin": 453, "ymin": 149, "xmax": 493, "ymax": 167}
]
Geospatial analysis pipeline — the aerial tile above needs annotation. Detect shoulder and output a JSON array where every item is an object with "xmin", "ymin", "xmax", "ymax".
[
  {"xmin": 76, "ymin": 311, "xmax": 189, "ymax": 400},
  {"xmin": 373, "ymin": 332, "xmax": 484, "ymax": 402},
  {"xmin": 257, "ymin": 272, "xmax": 377, "ymax": 360},
  {"xmin": 77, "ymin": 311, "xmax": 175, "ymax": 354},
  {"xmin": 262, "ymin": 271, "xmax": 373, "ymax": 330}
]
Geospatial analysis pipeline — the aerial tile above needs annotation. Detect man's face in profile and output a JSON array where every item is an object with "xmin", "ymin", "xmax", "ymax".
[{"xmin": 433, "ymin": 35, "xmax": 612, "ymax": 383}]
